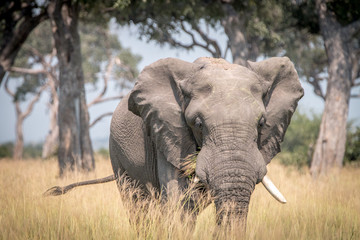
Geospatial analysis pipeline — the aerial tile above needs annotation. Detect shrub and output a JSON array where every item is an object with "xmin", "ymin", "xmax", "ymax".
[
  {"xmin": 97, "ymin": 148, "xmax": 110, "ymax": 158},
  {"xmin": 23, "ymin": 143, "xmax": 43, "ymax": 159},
  {"xmin": 278, "ymin": 110, "xmax": 321, "ymax": 168},
  {"xmin": 0, "ymin": 142, "xmax": 13, "ymax": 158},
  {"xmin": 344, "ymin": 126, "xmax": 360, "ymax": 166}
]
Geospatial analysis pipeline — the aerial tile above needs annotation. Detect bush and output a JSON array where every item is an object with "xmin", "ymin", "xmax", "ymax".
[
  {"xmin": 277, "ymin": 110, "xmax": 321, "ymax": 169},
  {"xmin": 0, "ymin": 142, "xmax": 14, "ymax": 158},
  {"xmin": 23, "ymin": 143, "xmax": 43, "ymax": 159},
  {"xmin": 344, "ymin": 126, "xmax": 360, "ymax": 166},
  {"xmin": 97, "ymin": 148, "xmax": 109, "ymax": 158},
  {"xmin": 0, "ymin": 142, "xmax": 43, "ymax": 159},
  {"xmin": 278, "ymin": 111, "xmax": 360, "ymax": 169}
]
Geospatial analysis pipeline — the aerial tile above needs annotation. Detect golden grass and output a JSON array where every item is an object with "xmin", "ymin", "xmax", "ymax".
[{"xmin": 0, "ymin": 156, "xmax": 359, "ymax": 240}]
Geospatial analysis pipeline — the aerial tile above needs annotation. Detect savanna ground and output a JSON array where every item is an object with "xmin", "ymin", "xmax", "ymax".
[{"xmin": 1, "ymin": 156, "xmax": 359, "ymax": 240}]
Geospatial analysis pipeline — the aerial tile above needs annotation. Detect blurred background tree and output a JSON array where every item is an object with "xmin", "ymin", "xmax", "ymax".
[
  {"xmin": 0, "ymin": 0, "xmax": 48, "ymax": 85},
  {"xmin": 112, "ymin": 0, "xmax": 286, "ymax": 65},
  {"xmin": 283, "ymin": 0, "xmax": 360, "ymax": 177},
  {"xmin": 3, "ymin": 15, "xmax": 140, "ymax": 162}
]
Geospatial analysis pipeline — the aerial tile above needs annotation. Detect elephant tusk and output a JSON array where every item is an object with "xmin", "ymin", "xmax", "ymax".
[
  {"xmin": 193, "ymin": 176, "xmax": 200, "ymax": 184},
  {"xmin": 261, "ymin": 175, "xmax": 287, "ymax": 204}
]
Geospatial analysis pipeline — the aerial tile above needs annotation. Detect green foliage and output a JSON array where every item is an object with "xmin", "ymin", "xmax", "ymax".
[
  {"xmin": 0, "ymin": 142, "xmax": 42, "ymax": 159},
  {"xmin": 284, "ymin": 34, "xmax": 327, "ymax": 91},
  {"xmin": 245, "ymin": 0, "xmax": 286, "ymax": 55},
  {"xmin": 12, "ymin": 77, "xmax": 46, "ymax": 102},
  {"xmin": 288, "ymin": 0, "xmax": 320, "ymax": 34},
  {"xmin": 80, "ymin": 22, "xmax": 141, "ymax": 85},
  {"xmin": 327, "ymin": 0, "xmax": 360, "ymax": 26},
  {"xmin": 23, "ymin": 143, "xmax": 43, "ymax": 159},
  {"xmin": 278, "ymin": 110, "xmax": 321, "ymax": 168},
  {"xmin": 344, "ymin": 126, "xmax": 360, "ymax": 165},
  {"xmin": 96, "ymin": 148, "xmax": 109, "ymax": 158},
  {"xmin": 113, "ymin": 0, "xmax": 131, "ymax": 9},
  {"xmin": 114, "ymin": 0, "xmax": 286, "ymax": 57},
  {"xmin": 0, "ymin": 142, "xmax": 13, "ymax": 158},
  {"xmin": 10, "ymin": 17, "xmax": 141, "ymax": 97},
  {"xmin": 10, "ymin": 21, "xmax": 50, "ymax": 102},
  {"xmin": 114, "ymin": 0, "xmax": 221, "ymax": 45}
]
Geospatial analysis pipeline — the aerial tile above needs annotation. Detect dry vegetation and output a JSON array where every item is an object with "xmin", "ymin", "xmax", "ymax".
[{"xmin": 0, "ymin": 156, "xmax": 359, "ymax": 240}]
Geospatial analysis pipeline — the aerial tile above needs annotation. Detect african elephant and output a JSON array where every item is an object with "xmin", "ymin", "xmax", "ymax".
[{"xmin": 45, "ymin": 57, "xmax": 303, "ymax": 225}]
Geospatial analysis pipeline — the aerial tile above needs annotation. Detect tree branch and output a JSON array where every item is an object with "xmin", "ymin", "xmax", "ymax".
[
  {"xmin": 89, "ymin": 96, "xmax": 124, "ymax": 107},
  {"xmin": 345, "ymin": 19, "xmax": 360, "ymax": 38},
  {"xmin": 5, "ymin": 74, "xmax": 48, "ymax": 121},
  {"xmin": 9, "ymin": 66, "xmax": 47, "ymax": 75},
  {"xmin": 191, "ymin": 23, "xmax": 222, "ymax": 58},
  {"xmin": 180, "ymin": 21, "xmax": 219, "ymax": 57},
  {"xmin": 160, "ymin": 20, "xmax": 221, "ymax": 58},
  {"xmin": 223, "ymin": 40, "xmax": 231, "ymax": 60},
  {"xmin": 87, "ymin": 56, "xmax": 116, "ymax": 108},
  {"xmin": 22, "ymin": 83, "xmax": 48, "ymax": 118},
  {"xmin": 4, "ymin": 76, "xmax": 15, "ymax": 97},
  {"xmin": 308, "ymin": 76, "xmax": 326, "ymax": 100},
  {"xmin": 162, "ymin": 23, "xmax": 205, "ymax": 51},
  {"xmin": 0, "ymin": 9, "xmax": 48, "ymax": 85},
  {"xmin": 89, "ymin": 112, "xmax": 113, "ymax": 128}
]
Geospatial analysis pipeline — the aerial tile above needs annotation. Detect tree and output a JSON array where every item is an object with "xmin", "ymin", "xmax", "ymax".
[
  {"xmin": 0, "ymin": 0, "xmax": 48, "ymax": 85},
  {"xmin": 4, "ymin": 76, "xmax": 47, "ymax": 160},
  {"xmin": 10, "ymin": 21, "xmax": 60, "ymax": 159},
  {"xmin": 294, "ymin": 0, "xmax": 360, "ymax": 176},
  {"xmin": 112, "ymin": 0, "xmax": 285, "ymax": 65},
  {"xmin": 7, "ymin": 18, "xmax": 140, "ymax": 160},
  {"xmin": 1, "ymin": 0, "xmax": 133, "ymax": 175},
  {"xmin": 47, "ymin": 0, "xmax": 95, "ymax": 175},
  {"xmin": 46, "ymin": 0, "xmax": 133, "ymax": 175},
  {"xmin": 272, "ymin": 0, "xmax": 360, "ymax": 176}
]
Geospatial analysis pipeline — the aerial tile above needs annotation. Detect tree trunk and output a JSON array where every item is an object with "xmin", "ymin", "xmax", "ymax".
[
  {"xmin": 310, "ymin": 0, "xmax": 353, "ymax": 176},
  {"xmin": 14, "ymin": 104, "xmax": 24, "ymax": 160},
  {"xmin": 221, "ymin": 4, "xmax": 259, "ymax": 66},
  {"xmin": 42, "ymin": 75, "xmax": 59, "ymax": 159},
  {"xmin": 5, "ymin": 77, "xmax": 46, "ymax": 160},
  {"xmin": 48, "ymin": 0, "xmax": 94, "ymax": 176}
]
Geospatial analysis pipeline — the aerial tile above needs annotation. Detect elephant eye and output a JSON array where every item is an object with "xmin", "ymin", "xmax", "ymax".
[
  {"xmin": 258, "ymin": 116, "xmax": 265, "ymax": 128},
  {"xmin": 194, "ymin": 117, "xmax": 203, "ymax": 130}
]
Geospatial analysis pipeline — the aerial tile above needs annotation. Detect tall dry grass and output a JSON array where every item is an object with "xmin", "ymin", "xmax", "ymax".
[{"xmin": 0, "ymin": 156, "xmax": 359, "ymax": 239}]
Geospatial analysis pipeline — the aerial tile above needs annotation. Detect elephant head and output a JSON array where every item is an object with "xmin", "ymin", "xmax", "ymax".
[{"xmin": 128, "ymin": 57, "xmax": 303, "ymax": 222}]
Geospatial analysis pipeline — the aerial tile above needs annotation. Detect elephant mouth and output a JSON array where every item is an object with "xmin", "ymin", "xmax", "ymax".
[{"xmin": 180, "ymin": 151, "xmax": 287, "ymax": 204}]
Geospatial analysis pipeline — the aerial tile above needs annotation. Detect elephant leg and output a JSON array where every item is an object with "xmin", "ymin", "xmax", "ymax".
[{"xmin": 157, "ymin": 150, "xmax": 187, "ymax": 201}]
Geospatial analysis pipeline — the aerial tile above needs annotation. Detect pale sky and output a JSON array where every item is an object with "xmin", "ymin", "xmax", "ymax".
[{"xmin": 0, "ymin": 23, "xmax": 359, "ymax": 149}]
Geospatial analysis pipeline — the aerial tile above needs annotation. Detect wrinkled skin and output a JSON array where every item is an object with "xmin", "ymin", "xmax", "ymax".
[{"xmin": 109, "ymin": 57, "xmax": 303, "ymax": 223}]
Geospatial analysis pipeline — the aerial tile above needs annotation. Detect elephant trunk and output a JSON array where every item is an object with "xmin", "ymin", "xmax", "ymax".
[
  {"xmin": 209, "ymin": 156, "xmax": 257, "ymax": 225},
  {"xmin": 195, "ymin": 123, "xmax": 264, "ymax": 225}
]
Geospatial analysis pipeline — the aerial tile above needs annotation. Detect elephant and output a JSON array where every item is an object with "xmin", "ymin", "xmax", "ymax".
[{"xmin": 45, "ymin": 56, "xmax": 303, "ymax": 225}]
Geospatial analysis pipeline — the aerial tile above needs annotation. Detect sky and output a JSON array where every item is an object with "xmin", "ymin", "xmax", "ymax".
[{"xmin": 0, "ymin": 22, "xmax": 359, "ymax": 149}]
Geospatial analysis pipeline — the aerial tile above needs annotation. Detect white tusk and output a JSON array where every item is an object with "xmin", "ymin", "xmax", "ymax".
[
  {"xmin": 261, "ymin": 175, "xmax": 287, "ymax": 204},
  {"xmin": 193, "ymin": 176, "xmax": 200, "ymax": 184}
]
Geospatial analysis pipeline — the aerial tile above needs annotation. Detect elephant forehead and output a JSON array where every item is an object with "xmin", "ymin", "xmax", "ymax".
[
  {"xmin": 189, "ymin": 67, "xmax": 263, "ymax": 99},
  {"xmin": 192, "ymin": 66, "xmax": 260, "ymax": 88}
]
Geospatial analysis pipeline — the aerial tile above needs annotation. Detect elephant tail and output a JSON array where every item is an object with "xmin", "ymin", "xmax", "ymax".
[{"xmin": 43, "ymin": 175, "xmax": 117, "ymax": 196}]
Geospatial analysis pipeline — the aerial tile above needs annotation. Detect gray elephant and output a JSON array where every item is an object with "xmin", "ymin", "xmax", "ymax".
[{"xmin": 45, "ymin": 57, "xmax": 303, "ymax": 224}]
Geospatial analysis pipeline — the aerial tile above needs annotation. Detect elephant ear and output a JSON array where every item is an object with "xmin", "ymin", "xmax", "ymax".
[
  {"xmin": 248, "ymin": 57, "xmax": 304, "ymax": 164},
  {"xmin": 128, "ymin": 58, "xmax": 197, "ymax": 169}
]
